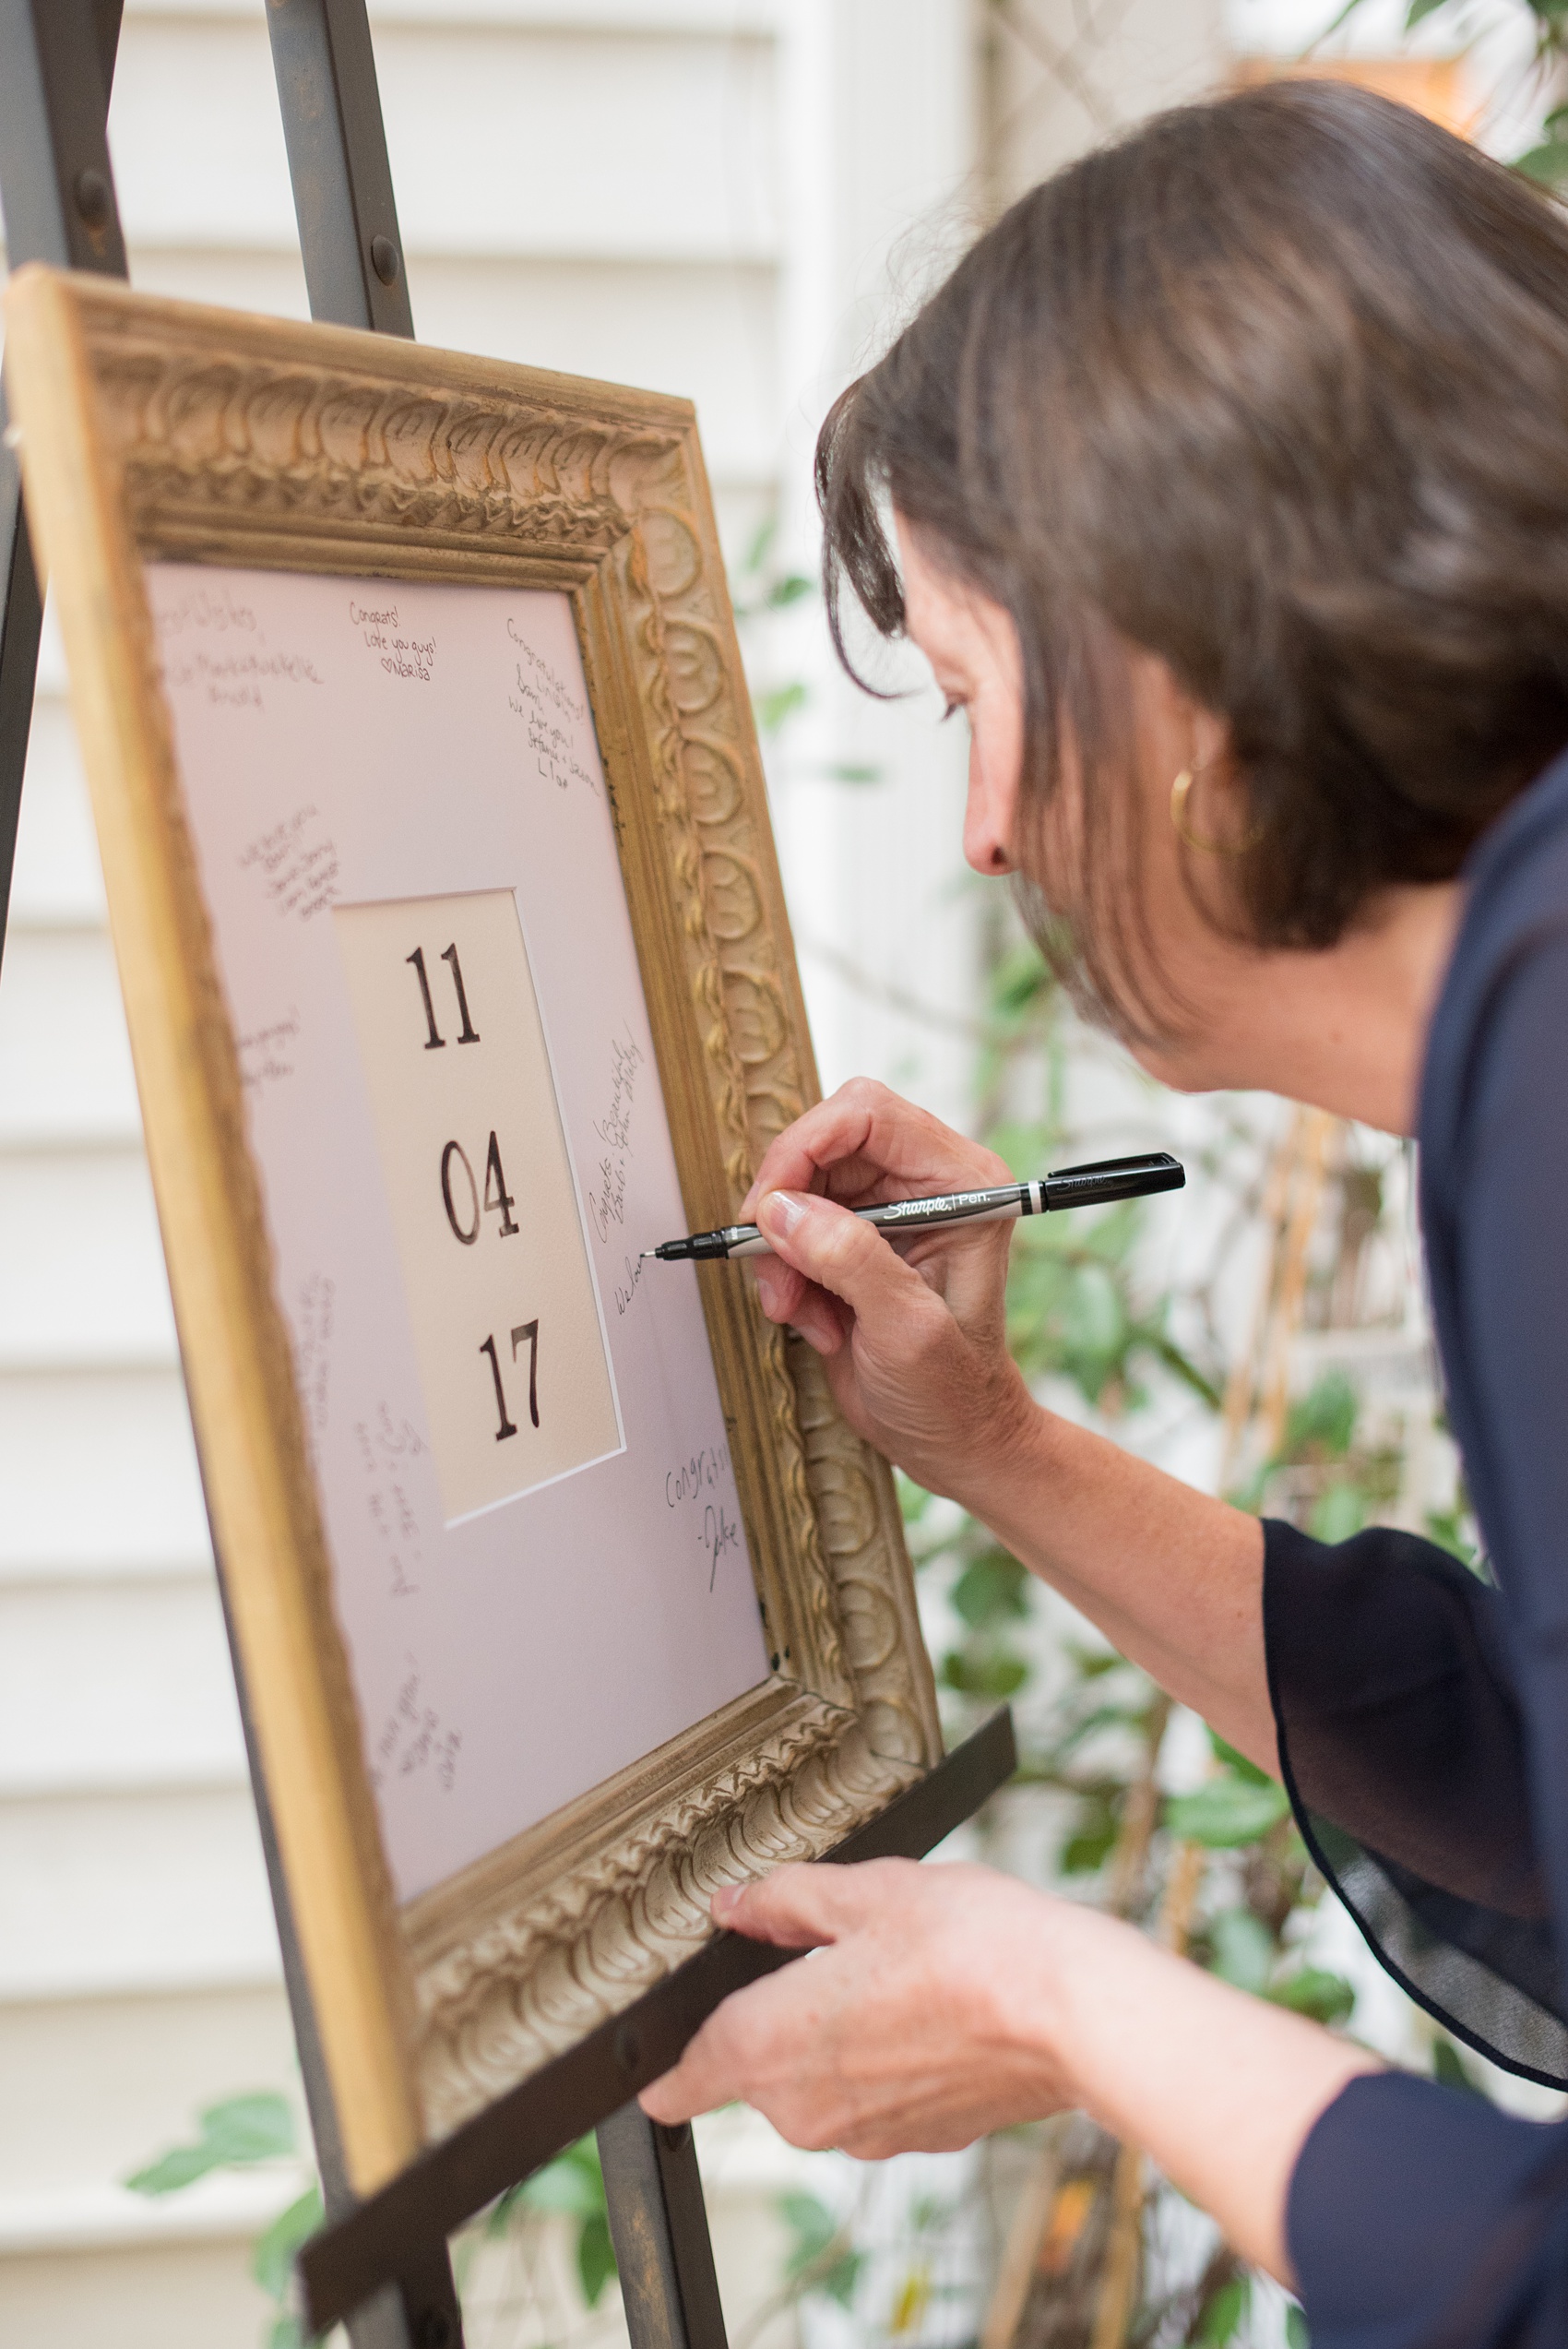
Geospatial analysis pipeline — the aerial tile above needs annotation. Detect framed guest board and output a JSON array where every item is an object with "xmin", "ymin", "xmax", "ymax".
[{"xmin": 3, "ymin": 269, "xmax": 940, "ymax": 2195}]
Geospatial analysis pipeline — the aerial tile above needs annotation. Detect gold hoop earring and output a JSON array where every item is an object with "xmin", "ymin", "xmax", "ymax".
[{"xmin": 1170, "ymin": 766, "xmax": 1262, "ymax": 856}]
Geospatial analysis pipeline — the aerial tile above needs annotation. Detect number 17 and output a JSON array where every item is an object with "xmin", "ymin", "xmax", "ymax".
[{"xmin": 479, "ymin": 1318, "xmax": 540, "ymax": 1441}]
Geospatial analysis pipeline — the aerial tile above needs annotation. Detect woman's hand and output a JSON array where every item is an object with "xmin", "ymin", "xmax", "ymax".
[
  {"xmin": 742, "ymin": 1079, "xmax": 1279, "ymax": 1770},
  {"xmin": 639, "ymin": 1857, "xmax": 1083, "ymax": 2157},
  {"xmin": 742, "ymin": 1079, "xmax": 1038, "ymax": 1503},
  {"xmin": 640, "ymin": 1858, "xmax": 1379, "ymax": 2281}
]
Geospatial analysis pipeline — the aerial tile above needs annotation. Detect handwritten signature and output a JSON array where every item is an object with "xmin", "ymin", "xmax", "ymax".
[
  {"xmin": 354, "ymin": 1404, "xmax": 426, "ymax": 1599},
  {"xmin": 370, "ymin": 1656, "xmax": 461, "ymax": 1795},
  {"xmin": 507, "ymin": 621, "xmax": 588, "ymax": 724},
  {"xmin": 238, "ymin": 1007, "xmax": 302, "ymax": 1091},
  {"xmin": 352, "ymin": 597, "xmax": 435, "ymax": 681},
  {"xmin": 703, "ymin": 1501, "xmax": 742, "ymax": 1591},
  {"xmin": 293, "ymin": 1270, "xmax": 335, "ymax": 1443},
  {"xmin": 589, "ymin": 1030, "xmax": 644, "ymax": 1245},
  {"xmin": 666, "ymin": 1439, "xmax": 742, "ymax": 1588},
  {"xmin": 666, "ymin": 1440, "xmax": 732, "ymax": 1508},
  {"xmin": 613, "ymin": 1253, "xmax": 645, "ymax": 1318},
  {"xmin": 509, "ymin": 673, "xmax": 600, "ymax": 793},
  {"xmin": 238, "ymin": 805, "xmax": 339, "ymax": 923}
]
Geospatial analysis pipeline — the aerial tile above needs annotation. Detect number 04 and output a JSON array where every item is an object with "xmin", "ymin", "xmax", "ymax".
[{"xmin": 479, "ymin": 1318, "xmax": 540, "ymax": 1442}]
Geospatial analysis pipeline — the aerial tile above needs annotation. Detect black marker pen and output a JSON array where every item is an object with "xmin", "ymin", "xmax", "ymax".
[{"xmin": 640, "ymin": 1151, "xmax": 1183, "ymax": 1263}]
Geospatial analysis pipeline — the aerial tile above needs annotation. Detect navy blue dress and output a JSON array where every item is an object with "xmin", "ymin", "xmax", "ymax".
[{"xmin": 1271, "ymin": 748, "xmax": 1568, "ymax": 2342}]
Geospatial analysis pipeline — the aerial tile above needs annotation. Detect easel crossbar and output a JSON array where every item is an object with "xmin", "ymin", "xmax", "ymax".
[{"xmin": 301, "ymin": 1706, "xmax": 1016, "ymax": 2334}]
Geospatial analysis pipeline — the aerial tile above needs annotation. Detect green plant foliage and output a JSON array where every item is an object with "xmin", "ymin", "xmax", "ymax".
[
  {"xmin": 1194, "ymin": 2270, "xmax": 1251, "ymax": 2343},
  {"xmin": 125, "ymin": 2091, "xmax": 297, "ymax": 2195},
  {"xmin": 779, "ymin": 2188, "xmax": 864, "ymax": 2309},
  {"xmin": 1431, "ymin": 2035, "xmax": 1490, "ymax": 2097},
  {"xmin": 490, "ymin": 2133, "xmax": 618, "ymax": 2308},
  {"xmin": 1286, "ymin": 2305, "xmax": 1312, "ymax": 2349},
  {"xmin": 1165, "ymin": 1776, "xmax": 1291, "ymax": 1849},
  {"xmin": 1268, "ymin": 1968, "xmax": 1357, "ymax": 2027},
  {"xmin": 940, "ymin": 1643, "xmax": 1030, "ymax": 1699},
  {"xmin": 753, "ymin": 681, "xmax": 809, "ymax": 736},
  {"xmin": 1207, "ymin": 1907, "xmax": 1277, "ymax": 1995},
  {"xmin": 125, "ymin": 2093, "xmax": 319, "ymax": 2346},
  {"xmin": 1060, "ymin": 1786, "xmax": 1123, "ymax": 1877},
  {"xmin": 1284, "ymin": 1371, "xmax": 1358, "ymax": 1461},
  {"xmin": 1308, "ymin": 1480, "xmax": 1368, "ymax": 1544},
  {"xmin": 950, "ymin": 1546, "xmax": 1031, "ymax": 1628},
  {"xmin": 251, "ymin": 2186, "xmax": 325, "ymax": 2303}
]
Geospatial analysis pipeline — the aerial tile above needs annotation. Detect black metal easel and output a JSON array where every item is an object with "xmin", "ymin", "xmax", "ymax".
[{"xmin": 0, "ymin": 12, "xmax": 1018, "ymax": 2343}]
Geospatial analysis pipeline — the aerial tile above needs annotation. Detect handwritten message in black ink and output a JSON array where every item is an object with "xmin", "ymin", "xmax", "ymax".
[
  {"xmin": 237, "ymin": 1008, "xmax": 302, "ymax": 1091},
  {"xmin": 507, "ymin": 619, "xmax": 599, "ymax": 793},
  {"xmin": 155, "ymin": 578, "xmax": 323, "ymax": 710},
  {"xmin": 353, "ymin": 1404, "xmax": 427, "ymax": 1599},
  {"xmin": 351, "ymin": 597, "xmax": 436, "ymax": 684},
  {"xmin": 612, "ymin": 1252, "xmax": 645, "ymax": 1318},
  {"xmin": 238, "ymin": 805, "xmax": 340, "ymax": 924},
  {"xmin": 370, "ymin": 1656, "xmax": 461, "ymax": 1795},
  {"xmin": 294, "ymin": 1271, "xmax": 335, "ymax": 1444},
  {"xmin": 589, "ymin": 1029, "xmax": 644, "ymax": 1246},
  {"xmin": 666, "ymin": 1437, "xmax": 741, "ymax": 1588}
]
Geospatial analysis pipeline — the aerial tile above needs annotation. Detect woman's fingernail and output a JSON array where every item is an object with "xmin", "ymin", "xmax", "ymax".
[
  {"xmin": 713, "ymin": 1885, "xmax": 743, "ymax": 1921},
  {"xmin": 759, "ymin": 1189, "xmax": 810, "ymax": 1239}
]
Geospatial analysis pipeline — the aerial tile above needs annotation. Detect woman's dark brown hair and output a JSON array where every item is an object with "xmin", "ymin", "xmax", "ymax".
[{"xmin": 817, "ymin": 80, "xmax": 1568, "ymax": 1031}]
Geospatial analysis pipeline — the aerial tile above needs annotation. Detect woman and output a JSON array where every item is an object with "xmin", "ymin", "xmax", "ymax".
[{"xmin": 642, "ymin": 80, "xmax": 1568, "ymax": 2343}]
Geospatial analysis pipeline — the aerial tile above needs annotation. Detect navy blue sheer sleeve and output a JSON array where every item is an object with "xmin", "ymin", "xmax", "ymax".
[{"xmin": 1269, "ymin": 867, "xmax": 1568, "ymax": 2343}]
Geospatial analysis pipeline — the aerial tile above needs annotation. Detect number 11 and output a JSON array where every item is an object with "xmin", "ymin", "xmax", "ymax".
[{"xmin": 407, "ymin": 942, "xmax": 481, "ymax": 1049}]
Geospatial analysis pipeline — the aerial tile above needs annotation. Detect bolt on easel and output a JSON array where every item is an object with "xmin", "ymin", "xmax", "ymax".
[{"xmin": 0, "ymin": 12, "xmax": 1018, "ymax": 2345}]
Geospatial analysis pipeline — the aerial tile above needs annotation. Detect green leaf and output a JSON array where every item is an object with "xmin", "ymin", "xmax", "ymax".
[
  {"xmin": 1286, "ymin": 2306, "xmax": 1311, "ymax": 2349},
  {"xmin": 1282, "ymin": 1373, "xmax": 1357, "ymax": 1463},
  {"xmin": 252, "ymin": 2186, "xmax": 324, "ymax": 2305},
  {"xmin": 753, "ymin": 682, "xmax": 808, "ymax": 733},
  {"xmin": 1207, "ymin": 1730, "xmax": 1274, "ymax": 1787},
  {"xmin": 267, "ymin": 2319, "xmax": 305, "ymax": 2349},
  {"xmin": 764, "ymin": 574, "xmax": 813, "ymax": 610},
  {"xmin": 1269, "ymin": 1968, "xmax": 1356, "ymax": 2026},
  {"xmin": 939, "ymin": 1646, "xmax": 1028, "ymax": 1699},
  {"xmin": 742, "ymin": 514, "xmax": 778, "ymax": 578},
  {"xmin": 1406, "ymin": 0, "xmax": 1453, "ymax": 26},
  {"xmin": 576, "ymin": 2209, "xmax": 617, "ymax": 2307},
  {"xmin": 125, "ymin": 2093, "xmax": 297, "ymax": 2195},
  {"xmin": 950, "ymin": 1550, "xmax": 1028, "ymax": 1629},
  {"xmin": 1165, "ymin": 1776, "xmax": 1289, "ymax": 1848},
  {"xmin": 1207, "ymin": 1907, "xmax": 1276, "ymax": 1995},
  {"xmin": 517, "ymin": 2138, "xmax": 605, "ymax": 2220},
  {"xmin": 1196, "ymin": 2271, "xmax": 1251, "ymax": 2343},
  {"xmin": 817, "ymin": 761, "xmax": 884, "ymax": 783},
  {"xmin": 1514, "ymin": 135, "xmax": 1568, "ymax": 187},
  {"xmin": 779, "ymin": 2190, "xmax": 862, "ymax": 2309},
  {"xmin": 1060, "ymin": 1790, "xmax": 1120, "ymax": 1875},
  {"xmin": 1308, "ymin": 1480, "xmax": 1368, "ymax": 1545},
  {"xmin": 1431, "ymin": 2036, "xmax": 1489, "ymax": 2097},
  {"xmin": 1064, "ymin": 1643, "xmax": 1125, "ymax": 1681}
]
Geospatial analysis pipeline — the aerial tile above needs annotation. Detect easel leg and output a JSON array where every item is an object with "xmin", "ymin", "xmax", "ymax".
[
  {"xmin": 0, "ymin": 0, "xmax": 125, "ymax": 971},
  {"xmin": 209, "ymin": 1509, "xmax": 466, "ymax": 2349},
  {"xmin": 598, "ymin": 2106, "xmax": 728, "ymax": 2349},
  {"xmin": 0, "ymin": 456, "xmax": 42, "ymax": 974}
]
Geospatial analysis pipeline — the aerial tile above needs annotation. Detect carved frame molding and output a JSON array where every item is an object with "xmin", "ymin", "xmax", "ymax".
[{"xmin": 4, "ymin": 273, "xmax": 940, "ymax": 2180}]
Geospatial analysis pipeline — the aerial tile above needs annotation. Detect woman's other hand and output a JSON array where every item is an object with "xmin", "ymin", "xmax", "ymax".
[
  {"xmin": 639, "ymin": 1857, "xmax": 1079, "ymax": 2157},
  {"xmin": 741, "ymin": 1079, "xmax": 1037, "ymax": 1503},
  {"xmin": 639, "ymin": 1858, "xmax": 1378, "ymax": 2282}
]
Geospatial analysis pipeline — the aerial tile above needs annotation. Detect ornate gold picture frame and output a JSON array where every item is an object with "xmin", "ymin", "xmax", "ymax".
[{"xmin": 3, "ymin": 268, "xmax": 940, "ymax": 2197}]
